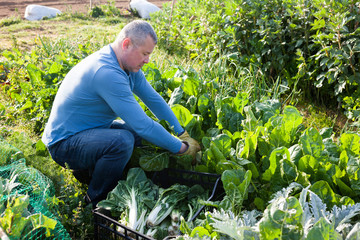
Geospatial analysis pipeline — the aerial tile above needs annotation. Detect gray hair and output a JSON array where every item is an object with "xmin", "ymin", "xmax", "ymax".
[{"xmin": 117, "ymin": 20, "xmax": 157, "ymax": 47}]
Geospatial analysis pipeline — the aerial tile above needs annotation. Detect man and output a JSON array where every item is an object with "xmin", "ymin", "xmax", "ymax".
[{"xmin": 42, "ymin": 20, "xmax": 200, "ymax": 207}]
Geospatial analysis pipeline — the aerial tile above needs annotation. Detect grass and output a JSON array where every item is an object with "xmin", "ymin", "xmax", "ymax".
[{"xmin": 0, "ymin": 13, "xmax": 131, "ymax": 53}]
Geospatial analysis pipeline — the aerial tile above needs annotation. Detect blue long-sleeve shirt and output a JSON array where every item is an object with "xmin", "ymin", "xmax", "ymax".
[{"xmin": 42, "ymin": 45, "xmax": 184, "ymax": 153}]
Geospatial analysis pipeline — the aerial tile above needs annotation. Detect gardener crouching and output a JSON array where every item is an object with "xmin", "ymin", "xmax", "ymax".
[{"xmin": 41, "ymin": 20, "xmax": 200, "ymax": 208}]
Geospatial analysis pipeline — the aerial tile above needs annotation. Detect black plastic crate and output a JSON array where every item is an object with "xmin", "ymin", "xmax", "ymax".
[
  {"xmin": 93, "ymin": 209, "xmax": 154, "ymax": 240},
  {"xmin": 93, "ymin": 168, "xmax": 224, "ymax": 240}
]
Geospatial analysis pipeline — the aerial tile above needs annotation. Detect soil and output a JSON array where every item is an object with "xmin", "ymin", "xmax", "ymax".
[{"xmin": 0, "ymin": 0, "xmax": 170, "ymax": 19}]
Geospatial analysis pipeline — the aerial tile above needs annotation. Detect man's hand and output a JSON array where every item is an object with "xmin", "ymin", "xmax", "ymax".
[
  {"xmin": 179, "ymin": 130, "xmax": 201, "ymax": 152},
  {"xmin": 178, "ymin": 130, "xmax": 201, "ymax": 164}
]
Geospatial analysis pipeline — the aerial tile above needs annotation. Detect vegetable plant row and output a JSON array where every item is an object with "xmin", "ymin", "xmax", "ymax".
[
  {"xmin": 142, "ymin": 63, "xmax": 360, "ymax": 209},
  {"xmin": 152, "ymin": 0, "xmax": 360, "ymax": 123}
]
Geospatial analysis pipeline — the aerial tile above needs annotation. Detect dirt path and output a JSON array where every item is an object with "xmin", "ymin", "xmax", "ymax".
[{"xmin": 0, "ymin": 0, "xmax": 170, "ymax": 19}]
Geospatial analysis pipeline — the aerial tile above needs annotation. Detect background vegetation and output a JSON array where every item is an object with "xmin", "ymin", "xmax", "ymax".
[{"xmin": 0, "ymin": 0, "xmax": 359, "ymax": 238}]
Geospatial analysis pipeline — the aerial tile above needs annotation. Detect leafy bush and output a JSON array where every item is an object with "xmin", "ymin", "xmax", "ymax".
[
  {"xmin": 151, "ymin": 0, "xmax": 360, "ymax": 120},
  {"xmin": 89, "ymin": 1, "xmax": 124, "ymax": 18}
]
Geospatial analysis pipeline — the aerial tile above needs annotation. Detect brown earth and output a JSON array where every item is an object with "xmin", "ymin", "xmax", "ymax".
[{"xmin": 0, "ymin": 0, "xmax": 170, "ymax": 19}]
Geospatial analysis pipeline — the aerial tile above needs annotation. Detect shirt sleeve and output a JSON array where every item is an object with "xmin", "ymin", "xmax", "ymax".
[
  {"xmin": 94, "ymin": 67, "xmax": 182, "ymax": 153},
  {"xmin": 133, "ymin": 71, "xmax": 185, "ymax": 135}
]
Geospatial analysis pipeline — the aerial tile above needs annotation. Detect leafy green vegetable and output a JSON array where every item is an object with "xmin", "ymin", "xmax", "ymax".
[
  {"xmin": 259, "ymin": 196, "xmax": 303, "ymax": 239},
  {"xmin": 0, "ymin": 189, "xmax": 57, "ymax": 238},
  {"xmin": 300, "ymin": 127, "xmax": 324, "ymax": 159},
  {"xmin": 139, "ymin": 152, "xmax": 169, "ymax": 172},
  {"xmin": 220, "ymin": 169, "xmax": 252, "ymax": 215},
  {"xmin": 210, "ymin": 209, "xmax": 260, "ymax": 240},
  {"xmin": 147, "ymin": 184, "xmax": 188, "ymax": 227},
  {"xmin": 97, "ymin": 168, "xmax": 158, "ymax": 232},
  {"xmin": 98, "ymin": 167, "xmax": 211, "ymax": 238}
]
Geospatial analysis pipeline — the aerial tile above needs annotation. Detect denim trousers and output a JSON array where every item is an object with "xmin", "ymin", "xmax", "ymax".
[{"xmin": 48, "ymin": 120, "xmax": 141, "ymax": 206}]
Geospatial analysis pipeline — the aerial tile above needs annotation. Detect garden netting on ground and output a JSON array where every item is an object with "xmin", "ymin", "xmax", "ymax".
[{"xmin": 0, "ymin": 138, "xmax": 71, "ymax": 239}]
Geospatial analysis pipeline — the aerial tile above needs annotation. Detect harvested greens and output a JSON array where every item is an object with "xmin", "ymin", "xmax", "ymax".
[{"xmin": 97, "ymin": 168, "xmax": 209, "ymax": 239}]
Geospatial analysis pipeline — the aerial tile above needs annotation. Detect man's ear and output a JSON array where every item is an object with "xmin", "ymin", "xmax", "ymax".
[{"xmin": 122, "ymin": 38, "xmax": 131, "ymax": 50}]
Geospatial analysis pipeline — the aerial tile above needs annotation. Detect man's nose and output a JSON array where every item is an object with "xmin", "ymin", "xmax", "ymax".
[{"xmin": 144, "ymin": 56, "xmax": 150, "ymax": 63}]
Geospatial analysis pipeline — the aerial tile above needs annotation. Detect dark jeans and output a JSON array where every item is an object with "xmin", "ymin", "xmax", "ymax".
[{"xmin": 48, "ymin": 120, "xmax": 141, "ymax": 206}]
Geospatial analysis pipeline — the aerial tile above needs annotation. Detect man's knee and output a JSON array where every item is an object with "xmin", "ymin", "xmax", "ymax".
[{"xmin": 108, "ymin": 130, "xmax": 135, "ymax": 157}]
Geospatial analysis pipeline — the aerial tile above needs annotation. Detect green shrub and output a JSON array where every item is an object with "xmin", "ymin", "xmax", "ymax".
[{"xmin": 151, "ymin": 0, "xmax": 360, "ymax": 119}]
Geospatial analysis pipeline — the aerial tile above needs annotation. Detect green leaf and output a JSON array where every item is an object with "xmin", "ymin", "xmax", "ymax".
[
  {"xmin": 35, "ymin": 140, "xmax": 48, "ymax": 157},
  {"xmin": 340, "ymin": 132, "xmax": 360, "ymax": 156},
  {"xmin": 183, "ymin": 77, "xmax": 199, "ymax": 96},
  {"xmin": 168, "ymin": 87, "xmax": 183, "ymax": 106},
  {"xmin": 0, "ymin": 195, "xmax": 30, "ymax": 238},
  {"xmin": 310, "ymin": 181, "xmax": 338, "ymax": 208},
  {"xmin": 319, "ymin": 127, "xmax": 333, "ymax": 139},
  {"xmin": 48, "ymin": 61, "xmax": 62, "ymax": 74},
  {"xmin": 270, "ymin": 126, "xmax": 289, "ymax": 148},
  {"xmin": 346, "ymin": 153, "xmax": 360, "ymax": 193},
  {"xmin": 18, "ymin": 101, "xmax": 33, "ymax": 112},
  {"xmin": 289, "ymin": 144, "xmax": 303, "ymax": 166},
  {"xmin": 238, "ymin": 130, "xmax": 259, "ymax": 161},
  {"xmin": 190, "ymin": 226, "xmax": 211, "ymax": 238},
  {"xmin": 259, "ymin": 196, "xmax": 302, "ymax": 240},
  {"xmin": 306, "ymin": 217, "xmax": 341, "ymax": 240},
  {"xmin": 28, "ymin": 213, "xmax": 57, "ymax": 237},
  {"xmin": 280, "ymin": 158, "xmax": 298, "ymax": 183},
  {"xmin": 171, "ymin": 104, "xmax": 195, "ymax": 128},
  {"xmin": 323, "ymin": 138, "xmax": 339, "ymax": 158},
  {"xmin": 233, "ymin": 92, "xmax": 249, "ymax": 114},
  {"xmin": 335, "ymin": 178, "xmax": 356, "ymax": 198},
  {"xmin": 298, "ymin": 155, "xmax": 318, "ymax": 174},
  {"xmin": 172, "ymin": 154, "xmax": 192, "ymax": 170},
  {"xmin": 300, "ymin": 128, "xmax": 324, "ymax": 159},
  {"xmin": 26, "ymin": 63, "xmax": 43, "ymax": 85},
  {"xmin": 179, "ymin": 216, "xmax": 192, "ymax": 235},
  {"xmin": 139, "ymin": 152, "xmax": 169, "ymax": 171},
  {"xmin": 204, "ymin": 142, "xmax": 226, "ymax": 174},
  {"xmin": 243, "ymin": 106, "xmax": 260, "ymax": 132},
  {"xmin": 263, "ymin": 147, "xmax": 290, "ymax": 181},
  {"xmin": 212, "ymin": 134, "xmax": 232, "ymax": 158},
  {"xmin": 2, "ymin": 208, "xmax": 29, "ymax": 238},
  {"xmin": 253, "ymin": 99, "xmax": 281, "ymax": 123},
  {"xmin": 10, "ymin": 194, "xmax": 30, "ymax": 215},
  {"xmin": 283, "ymin": 106, "xmax": 303, "ymax": 138},
  {"xmin": 198, "ymin": 94, "xmax": 211, "ymax": 113},
  {"xmin": 216, "ymin": 102, "xmax": 244, "ymax": 133},
  {"xmin": 221, "ymin": 169, "xmax": 252, "ymax": 215},
  {"xmin": 311, "ymin": 19, "xmax": 326, "ymax": 30}
]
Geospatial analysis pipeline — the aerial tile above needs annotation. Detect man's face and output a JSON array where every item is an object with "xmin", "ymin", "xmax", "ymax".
[{"xmin": 121, "ymin": 35, "xmax": 156, "ymax": 73}]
